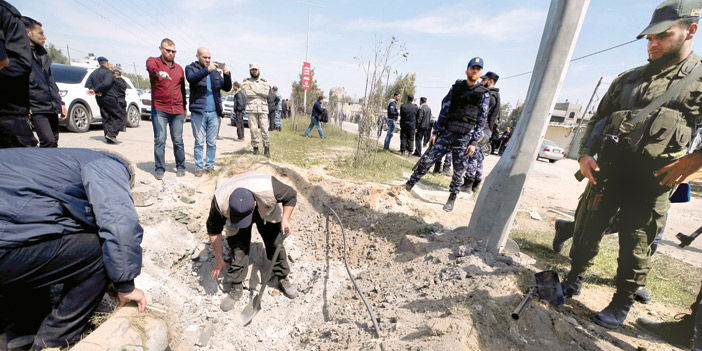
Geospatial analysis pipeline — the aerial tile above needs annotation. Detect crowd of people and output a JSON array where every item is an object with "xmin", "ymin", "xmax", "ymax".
[{"xmin": 2, "ymin": 0, "xmax": 702, "ymax": 350}]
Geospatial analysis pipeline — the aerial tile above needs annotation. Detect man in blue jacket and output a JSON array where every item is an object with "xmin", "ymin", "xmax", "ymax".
[
  {"xmin": 0, "ymin": 148, "xmax": 146, "ymax": 351},
  {"xmin": 384, "ymin": 91, "xmax": 400, "ymax": 150},
  {"xmin": 23, "ymin": 16, "xmax": 65, "ymax": 148},
  {"xmin": 186, "ymin": 47, "xmax": 232, "ymax": 177}
]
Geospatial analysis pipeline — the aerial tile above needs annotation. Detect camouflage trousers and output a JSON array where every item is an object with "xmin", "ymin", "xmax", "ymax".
[
  {"xmin": 248, "ymin": 112, "xmax": 270, "ymax": 148},
  {"xmin": 568, "ymin": 154, "xmax": 671, "ymax": 297},
  {"xmin": 408, "ymin": 132, "xmax": 473, "ymax": 195},
  {"xmin": 464, "ymin": 146, "xmax": 484, "ymax": 180}
]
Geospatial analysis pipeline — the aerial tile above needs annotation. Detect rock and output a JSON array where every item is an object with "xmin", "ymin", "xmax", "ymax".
[
  {"xmin": 180, "ymin": 194, "xmax": 196, "ymax": 204},
  {"xmin": 563, "ymin": 316, "xmax": 579, "ymax": 327},
  {"xmin": 132, "ymin": 185, "xmax": 157, "ymax": 207},
  {"xmin": 456, "ymin": 245, "xmax": 474, "ymax": 257},
  {"xmin": 196, "ymin": 321, "xmax": 216, "ymax": 347},
  {"xmin": 397, "ymin": 235, "xmax": 428, "ymax": 255},
  {"xmin": 438, "ymin": 266, "xmax": 465, "ymax": 281},
  {"xmin": 529, "ymin": 211, "xmax": 543, "ymax": 221},
  {"xmin": 186, "ymin": 220, "xmax": 201, "ymax": 233},
  {"xmin": 427, "ymin": 318, "xmax": 455, "ymax": 336},
  {"xmin": 495, "ymin": 255, "xmax": 514, "ymax": 266}
]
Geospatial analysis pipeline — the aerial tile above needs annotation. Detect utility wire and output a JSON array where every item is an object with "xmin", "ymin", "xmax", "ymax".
[
  {"xmin": 71, "ymin": 0, "xmax": 151, "ymax": 46},
  {"xmin": 416, "ymin": 38, "xmax": 641, "ymax": 89},
  {"xmin": 100, "ymin": 0, "xmax": 162, "ymax": 45}
]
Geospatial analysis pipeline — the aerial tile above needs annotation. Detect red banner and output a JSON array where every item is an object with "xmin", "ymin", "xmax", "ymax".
[{"xmin": 302, "ymin": 62, "xmax": 311, "ymax": 90}]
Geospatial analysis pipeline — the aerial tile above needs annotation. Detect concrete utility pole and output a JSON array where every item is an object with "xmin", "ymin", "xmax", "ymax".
[
  {"xmin": 297, "ymin": 2, "xmax": 322, "ymax": 115},
  {"xmin": 565, "ymin": 76, "xmax": 602, "ymax": 157},
  {"xmin": 468, "ymin": 0, "xmax": 590, "ymax": 253},
  {"xmin": 132, "ymin": 62, "xmax": 140, "ymax": 89},
  {"xmin": 66, "ymin": 45, "xmax": 71, "ymax": 65}
]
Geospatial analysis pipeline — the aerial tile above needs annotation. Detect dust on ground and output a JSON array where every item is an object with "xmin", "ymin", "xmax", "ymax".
[{"xmin": 131, "ymin": 154, "xmax": 693, "ymax": 351}]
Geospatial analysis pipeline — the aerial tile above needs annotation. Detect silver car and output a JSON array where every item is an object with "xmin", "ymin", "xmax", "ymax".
[{"xmin": 537, "ymin": 139, "xmax": 565, "ymax": 163}]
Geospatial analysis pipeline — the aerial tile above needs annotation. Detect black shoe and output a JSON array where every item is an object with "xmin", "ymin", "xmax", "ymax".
[
  {"xmin": 443, "ymin": 193, "xmax": 457, "ymax": 212},
  {"xmin": 403, "ymin": 181, "xmax": 414, "ymax": 192},
  {"xmin": 154, "ymin": 172, "xmax": 164, "ymax": 180},
  {"xmin": 460, "ymin": 178, "xmax": 475, "ymax": 194},
  {"xmin": 592, "ymin": 293, "xmax": 635, "ymax": 329},
  {"xmin": 636, "ymin": 314, "xmax": 694, "ymax": 349},
  {"xmin": 253, "ymin": 147, "xmax": 259, "ymax": 155},
  {"xmin": 432, "ymin": 163, "xmax": 441, "ymax": 173},
  {"xmin": 7, "ymin": 335, "xmax": 34, "ymax": 350},
  {"xmin": 278, "ymin": 277, "xmax": 299, "ymax": 299},
  {"xmin": 220, "ymin": 284, "xmax": 244, "ymax": 312},
  {"xmin": 553, "ymin": 219, "xmax": 575, "ymax": 253},
  {"xmin": 105, "ymin": 135, "xmax": 119, "ymax": 144},
  {"xmin": 471, "ymin": 179, "xmax": 482, "ymax": 193},
  {"xmin": 634, "ymin": 286, "xmax": 652, "ymax": 304},
  {"xmin": 264, "ymin": 147, "xmax": 270, "ymax": 158},
  {"xmin": 561, "ymin": 275, "xmax": 582, "ymax": 298},
  {"xmin": 176, "ymin": 169, "xmax": 185, "ymax": 177}
]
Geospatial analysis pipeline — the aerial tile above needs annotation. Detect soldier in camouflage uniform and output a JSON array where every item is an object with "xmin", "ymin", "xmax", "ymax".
[
  {"xmin": 561, "ymin": 0, "xmax": 702, "ymax": 330},
  {"xmin": 403, "ymin": 57, "xmax": 489, "ymax": 212},
  {"xmin": 461, "ymin": 71, "xmax": 500, "ymax": 195},
  {"xmin": 242, "ymin": 63, "xmax": 271, "ymax": 157}
]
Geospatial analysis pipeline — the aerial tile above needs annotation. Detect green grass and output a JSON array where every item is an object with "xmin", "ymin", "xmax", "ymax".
[
  {"xmin": 265, "ymin": 118, "xmax": 455, "ymax": 188},
  {"xmin": 510, "ymin": 227, "xmax": 702, "ymax": 308}
]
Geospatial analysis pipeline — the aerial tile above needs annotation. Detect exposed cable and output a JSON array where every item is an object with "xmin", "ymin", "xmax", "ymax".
[{"xmin": 323, "ymin": 204, "xmax": 381, "ymax": 338}]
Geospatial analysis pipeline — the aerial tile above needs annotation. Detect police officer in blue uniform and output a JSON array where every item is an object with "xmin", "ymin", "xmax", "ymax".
[{"xmin": 403, "ymin": 57, "xmax": 490, "ymax": 211}]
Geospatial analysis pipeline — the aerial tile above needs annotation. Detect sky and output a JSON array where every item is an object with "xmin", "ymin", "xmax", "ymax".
[{"xmin": 17, "ymin": 0, "xmax": 702, "ymax": 115}]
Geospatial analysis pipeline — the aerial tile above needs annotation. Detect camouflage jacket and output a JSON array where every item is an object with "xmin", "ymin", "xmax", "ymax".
[{"xmin": 242, "ymin": 77, "xmax": 270, "ymax": 114}]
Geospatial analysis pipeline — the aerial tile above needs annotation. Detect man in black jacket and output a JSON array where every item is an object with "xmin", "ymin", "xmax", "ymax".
[
  {"xmin": 414, "ymin": 97, "xmax": 432, "ymax": 156},
  {"xmin": 232, "ymin": 81, "xmax": 247, "ymax": 140},
  {"xmin": 112, "ymin": 70, "xmax": 128, "ymax": 132},
  {"xmin": 85, "ymin": 57, "xmax": 122, "ymax": 144},
  {"xmin": 22, "ymin": 16, "xmax": 65, "ymax": 148},
  {"xmin": 0, "ymin": 1, "xmax": 34, "ymax": 147},
  {"xmin": 399, "ymin": 94, "xmax": 418, "ymax": 156}
]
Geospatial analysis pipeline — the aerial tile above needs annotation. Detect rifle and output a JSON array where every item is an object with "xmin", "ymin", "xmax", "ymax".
[{"xmin": 412, "ymin": 144, "xmax": 433, "ymax": 171}]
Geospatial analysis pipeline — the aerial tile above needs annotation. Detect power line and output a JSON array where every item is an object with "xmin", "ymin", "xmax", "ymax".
[
  {"xmin": 123, "ymin": 0, "xmax": 200, "ymax": 52},
  {"xmin": 100, "ymin": 0, "xmax": 163, "ymax": 45},
  {"xmin": 71, "ymin": 0, "xmax": 151, "ymax": 46}
]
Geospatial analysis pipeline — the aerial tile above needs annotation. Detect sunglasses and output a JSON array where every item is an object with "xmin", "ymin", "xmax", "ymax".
[{"xmin": 160, "ymin": 47, "xmax": 177, "ymax": 54}]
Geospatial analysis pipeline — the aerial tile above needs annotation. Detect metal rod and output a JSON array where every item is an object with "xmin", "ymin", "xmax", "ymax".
[
  {"xmin": 511, "ymin": 287, "xmax": 537, "ymax": 320},
  {"xmin": 323, "ymin": 204, "xmax": 381, "ymax": 338}
]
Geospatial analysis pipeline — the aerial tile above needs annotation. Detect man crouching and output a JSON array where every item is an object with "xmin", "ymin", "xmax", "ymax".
[{"xmin": 206, "ymin": 171, "xmax": 299, "ymax": 312}]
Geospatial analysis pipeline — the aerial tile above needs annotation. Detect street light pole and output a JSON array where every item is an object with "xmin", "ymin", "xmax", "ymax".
[{"xmin": 297, "ymin": 2, "xmax": 322, "ymax": 115}]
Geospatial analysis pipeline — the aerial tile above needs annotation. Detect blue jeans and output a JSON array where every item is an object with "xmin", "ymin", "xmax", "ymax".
[
  {"xmin": 303, "ymin": 117, "xmax": 325, "ymax": 138},
  {"xmin": 191, "ymin": 111, "xmax": 219, "ymax": 170},
  {"xmin": 152, "ymin": 107, "xmax": 185, "ymax": 174},
  {"xmin": 384, "ymin": 118, "xmax": 396, "ymax": 149}
]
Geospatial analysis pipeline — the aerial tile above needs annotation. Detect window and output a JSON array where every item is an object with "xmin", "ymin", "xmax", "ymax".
[{"xmin": 569, "ymin": 112, "xmax": 575, "ymax": 119}]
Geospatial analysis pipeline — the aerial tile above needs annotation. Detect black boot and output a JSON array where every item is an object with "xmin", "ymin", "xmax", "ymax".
[
  {"xmin": 553, "ymin": 219, "xmax": 575, "ymax": 253},
  {"xmin": 634, "ymin": 286, "xmax": 652, "ymax": 304},
  {"xmin": 264, "ymin": 147, "xmax": 270, "ymax": 158},
  {"xmin": 403, "ymin": 181, "xmax": 415, "ymax": 192},
  {"xmin": 460, "ymin": 178, "xmax": 474, "ymax": 194},
  {"xmin": 561, "ymin": 274, "xmax": 583, "ymax": 298},
  {"xmin": 471, "ymin": 178, "xmax": 482, "ymax": 194},
  {"xmin": 253, "ymin": 147, "xmax": 259, "ymax": 155},
  {"xmin": 636, "ymin": 313, "xmax": 694, "ymax": 349},
  {"xmin": 443, "ymin": 193, "xmax": 457, "ymax": 212},
  {"xmin": 432, "ymin": 162, "xmax": 441, "ymax": 174},
  {"xmin": 592, "ymin": 293, "xmax": 635, "ymax": 329}
]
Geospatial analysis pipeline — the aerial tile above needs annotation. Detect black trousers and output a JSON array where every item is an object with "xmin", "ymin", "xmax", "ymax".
[
  {"xmin": 400, "ymin": 124, "xmax": 415, "ymax": 153},
  {"xmin": 414, "ymin": 127, "xmax": 431, "ymax": 155},
  {"xmin": 0, "ymin": 233, "xmax": 107, "ymax": 350},
  {"xmin": 32, "ymin": 113, "xmax": 59, "ymax": 148},
  {"xmin": 97, "ymin": 96, "xmax": 124, "ymax": 138},
  {"xmin": 0, "ymin": 115, "xmax": 37, "ymax": 147},
  {"xmin": 235, "ymin": 112, "xmax": 245, "ymax": 140},
  {"xmin": 268, "ymin": 110, "xmax": 275, "ymax": 131},
  {"xmin": 224, "ymin": 210, "xmax": 291, "ymax": 285}
]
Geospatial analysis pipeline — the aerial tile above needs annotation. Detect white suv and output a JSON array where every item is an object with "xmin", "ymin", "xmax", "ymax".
[{"xmin": 53, "ymin": 63, "xmax": 143, "ymax": 132}]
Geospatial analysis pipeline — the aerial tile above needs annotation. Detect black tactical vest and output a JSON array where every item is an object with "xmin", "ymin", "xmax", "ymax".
[{"xmin": 445, "ymin": 81, "xmax": 488, "ymax": 135}]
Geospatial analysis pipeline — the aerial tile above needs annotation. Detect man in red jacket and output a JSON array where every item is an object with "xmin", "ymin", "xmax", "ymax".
[{"xmin": 146, "ymin": 38, "xmax": 187, "ymax": 180}]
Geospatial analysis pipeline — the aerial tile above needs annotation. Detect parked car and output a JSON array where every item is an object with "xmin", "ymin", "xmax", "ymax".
[
  {"xmin": 140, "ymin": 92, "xmax": 151, "ymax": 118},
  {"xmin": 537, "ymin": 139, "xmax": 565, "ymax": 163},
  {"xmin": 381, "ymin": 118, "xmax": 401, "ymax": 133},
  {"xmin": 222, "ymin": 95, "xmax": 234, "ymax": 117},
  {"xmin": 53, "ymin": 64, "xmax": 143, "ymax": 132}
]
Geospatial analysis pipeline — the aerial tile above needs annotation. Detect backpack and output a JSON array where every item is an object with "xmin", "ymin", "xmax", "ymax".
[{"xmin": 319, "ymin": 109, "xmax": 329, "ymax": 123}]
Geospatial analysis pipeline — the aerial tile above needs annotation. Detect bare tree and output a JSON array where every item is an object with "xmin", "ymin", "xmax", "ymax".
[{"xmin": 353, "ymin": 35, "xmax": 408, "ymax": 167}]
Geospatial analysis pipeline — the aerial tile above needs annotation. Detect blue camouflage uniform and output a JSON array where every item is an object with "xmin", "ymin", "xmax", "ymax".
[{"xmin": 408, "ymin": 79, "xmax": 489, "ymax": 195}]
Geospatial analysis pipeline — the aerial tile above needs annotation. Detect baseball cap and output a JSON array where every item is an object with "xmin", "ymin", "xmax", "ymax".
[
  {"xmin": 272, "ymin": 86, "xmax": 278, "ymax": 91},
  {"xmin": 228, "ymin": 188, "xmax": 256, "ymax": 228},
  {"xmin": 233, "ymin": 81, "xmax": 240, "ymax": 86},
  {"xmin": 637, "ymin": 0, "xmax": 702, "ymax": 39},
  {"xmin": 467, "ymin": 57, "xmax": 484, "ymax": 69},
  {"xmin": 97, "ymin": 56, "xmax": 108, "ymax": 63},
  {"xmin": 481, "ymin": 71, "xmax": 499, "ymax": 83},
  {"xmin": 249, "ymin": 63, "xmax": 259, "ymax": 70}
]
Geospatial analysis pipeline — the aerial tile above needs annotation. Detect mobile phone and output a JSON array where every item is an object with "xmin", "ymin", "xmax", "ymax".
[{"xmin": 215, "ymin": 61, "xmax": 225, "ymax": 69}]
